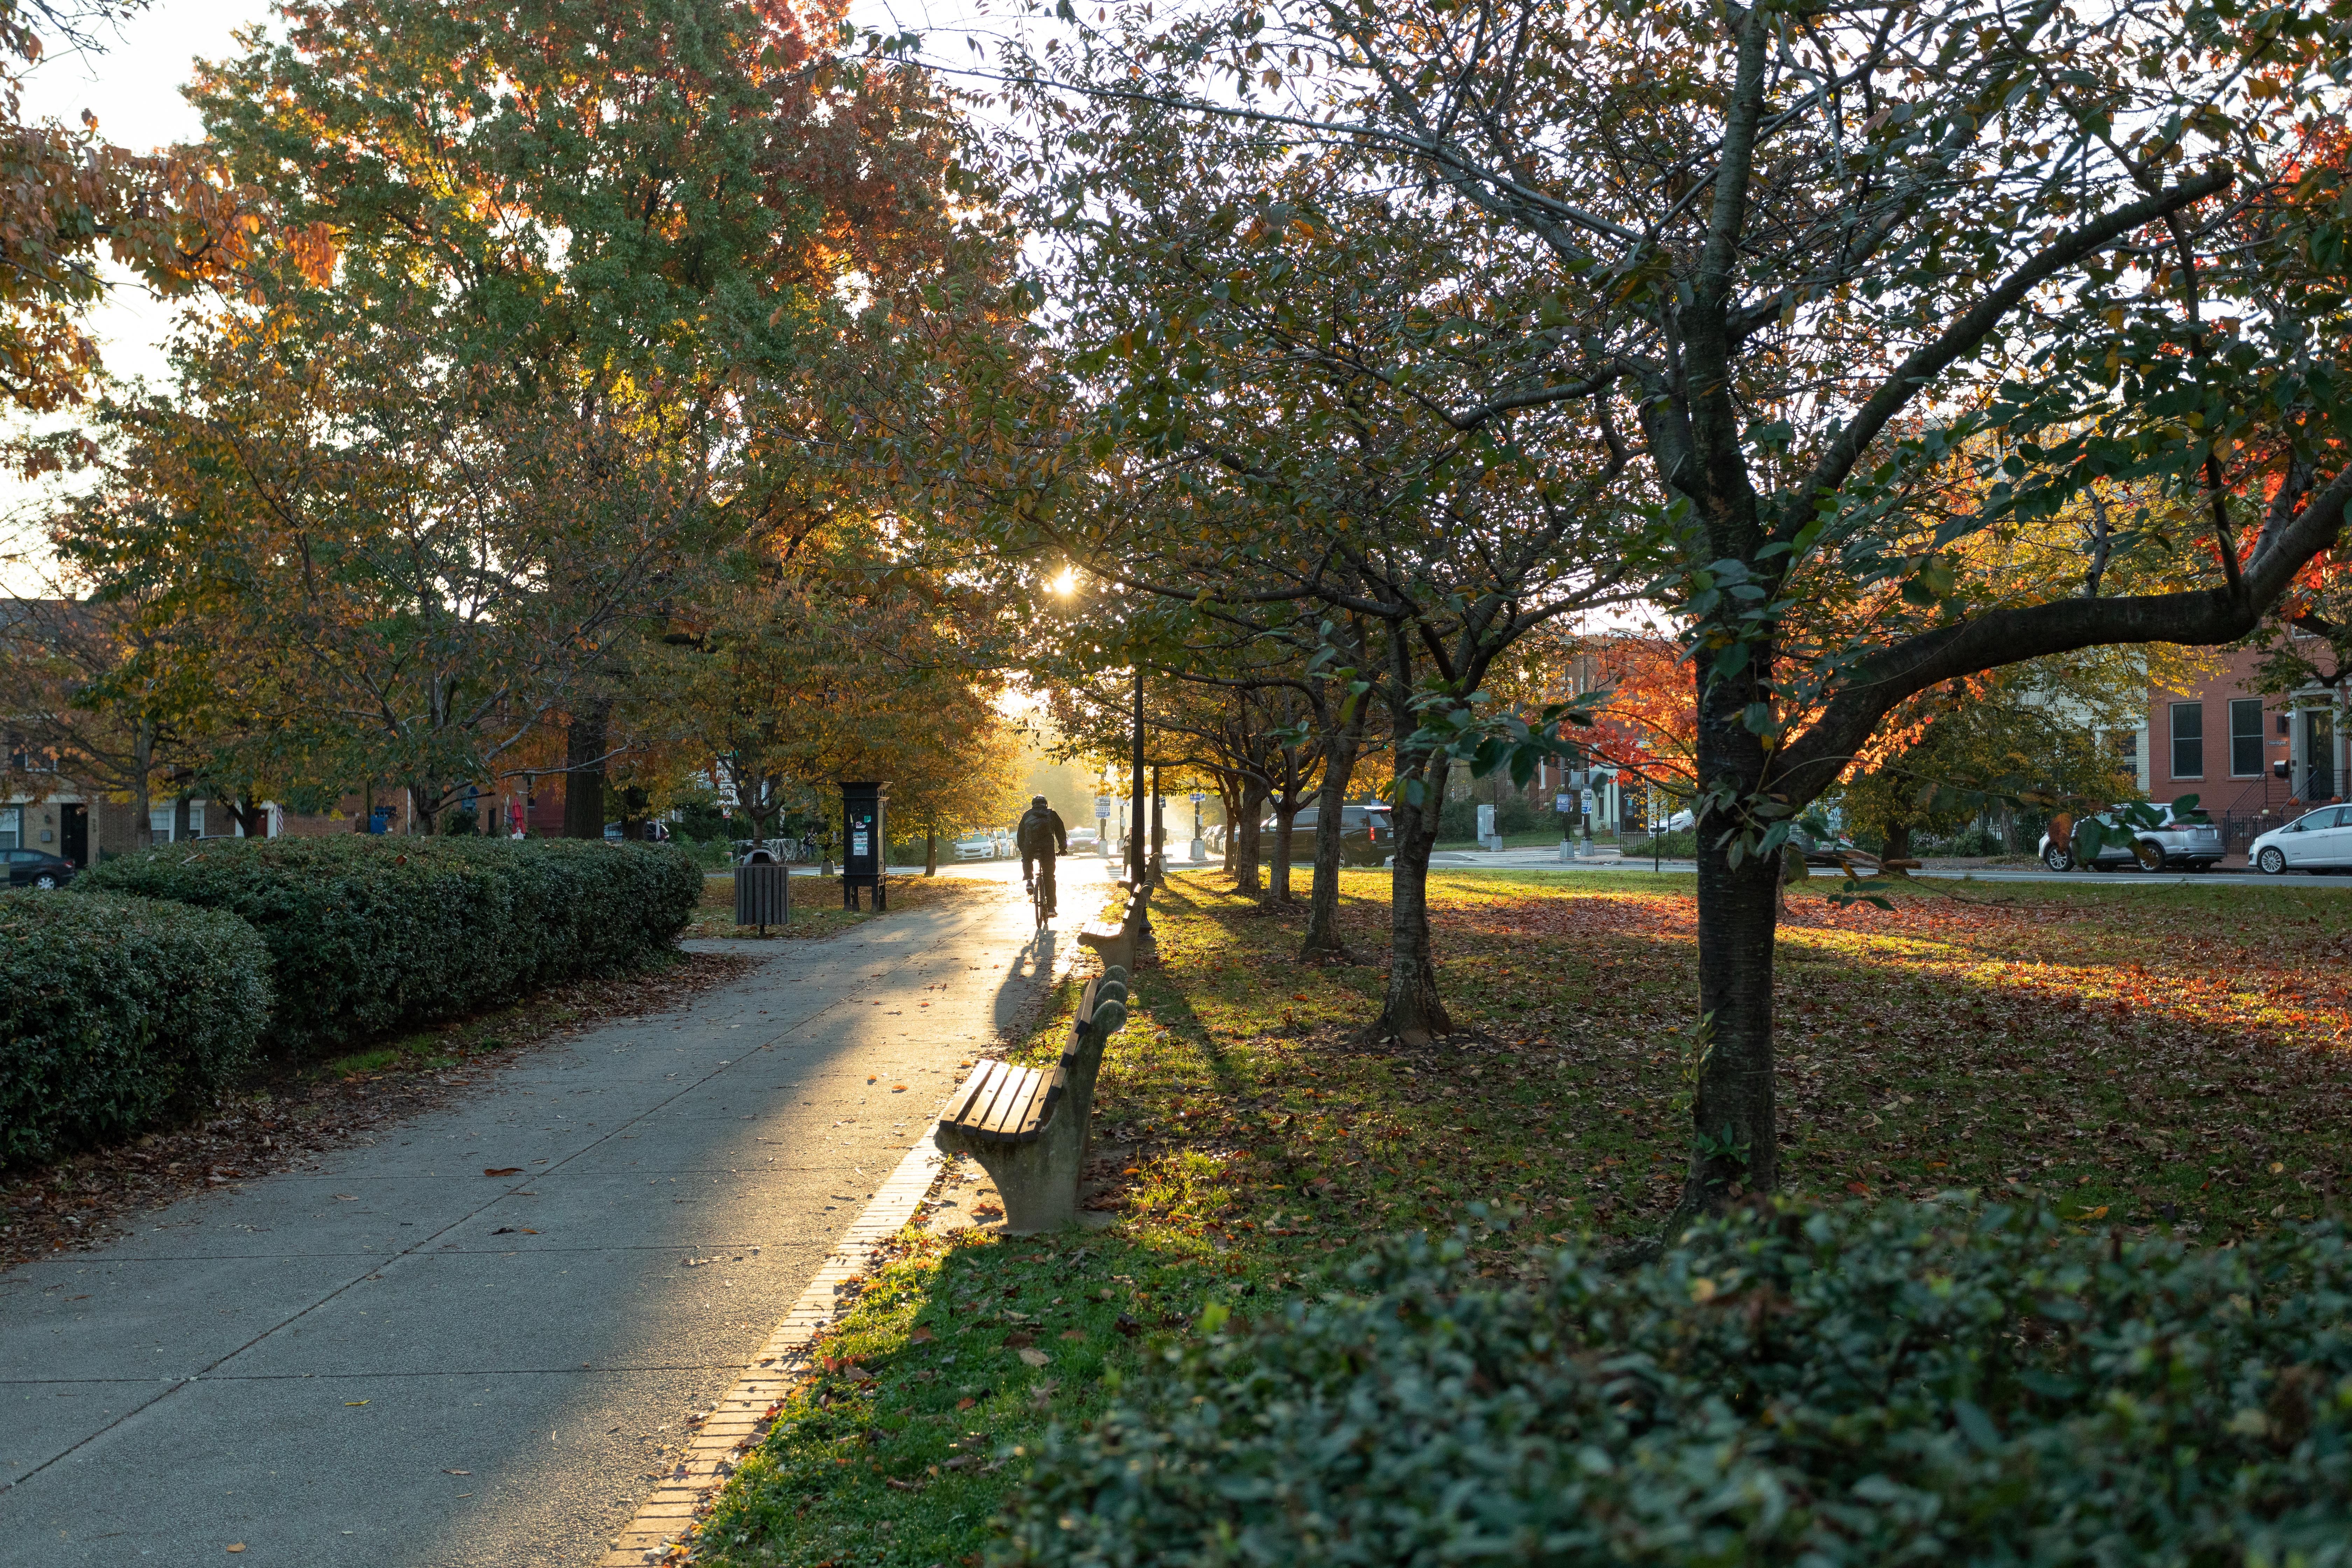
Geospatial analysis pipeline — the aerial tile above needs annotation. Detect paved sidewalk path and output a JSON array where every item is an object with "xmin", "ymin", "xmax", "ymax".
[{"xmin": 0, "ymin": 858, "xmax": 1105, "ymax": 1567}]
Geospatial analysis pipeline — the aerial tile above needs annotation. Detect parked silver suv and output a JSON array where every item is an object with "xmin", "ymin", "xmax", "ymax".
[{"xmin": 2038, "ymin": 803, "xmax": 2224, "ymax": 872}]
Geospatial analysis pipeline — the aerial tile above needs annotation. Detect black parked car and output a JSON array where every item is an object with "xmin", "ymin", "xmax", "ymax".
[
  {"xmin": 4, "ymin": 848, "xmax": 78, "ymax": 889},
  {"xmin": 1259, "ymin": 804, "xmax": 1396, "ymax": 866}
]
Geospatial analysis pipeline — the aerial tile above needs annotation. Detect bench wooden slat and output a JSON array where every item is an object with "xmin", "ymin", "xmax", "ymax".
[
  {"xmin": 940, "ymin": 1062, "xmax": 989, "ymax": 1127},
  {"xmin": 980, "ymin": 1068, "xmax": 1045, "ymax": 1141},
  {"xmin": 967, "ymin": 1063, "xmax": 1030, "ymax": 1137},
  {"xmin": 953, "ymin": 1061, "xmax": 1023, "ymax": 1134},
  {"xmin": 943, "ymin": 1059, "xmax": 1006, "ymax": 1128},
  {"xmin": 1076, "ymin": 975, "xmax": 1101, "ymax": 1027},
  {"xmin": 1013, "ymin": 1068, "xmax": 1064, "ymax": 1141}
]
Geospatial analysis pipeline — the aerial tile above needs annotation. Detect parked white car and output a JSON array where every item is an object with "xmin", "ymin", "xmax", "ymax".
[
  {"xmin": 2250, "ymin": 806, "xmax": 2352, "ymax": 875},
  {"xmin": 2039, "ymin": 804, "xmax": 2224, "ymax": 872},
  {"xmin": 951, "ymin": 831, "xmax": 996, "ymax": 862}
]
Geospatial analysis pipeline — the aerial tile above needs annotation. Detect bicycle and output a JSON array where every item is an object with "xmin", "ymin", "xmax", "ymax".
[{"xmin": 1026, "ymin": 850, "xmax": 1056, "ymax": 930}]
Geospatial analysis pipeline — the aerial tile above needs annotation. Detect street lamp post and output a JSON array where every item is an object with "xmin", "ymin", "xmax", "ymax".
[{"xmin": 1129, "ymin": 665, "xmax": 1146, "ymax": 888}]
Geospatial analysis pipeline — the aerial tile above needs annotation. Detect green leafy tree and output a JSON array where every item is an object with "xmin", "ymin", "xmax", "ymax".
[{"xmin": 980, "ymin": 0, "xmax": 2352, "ymax": 1214}]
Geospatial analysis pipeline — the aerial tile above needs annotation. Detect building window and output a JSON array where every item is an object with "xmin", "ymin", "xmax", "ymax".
[
  {"xmin": 0, "ymin": 805, "xmax": 18, "ymax": 850},
  {"xmin": 2109, "ymin": 728, "xmax": 2139, "ymax": 769},
  {"xmin": 2231, "ymin": 699, "xmax": 2265, "ymax": 777},
  {"xmin": 2170, "ymin": 701, "xmax": 2205, "ymax": 779}
]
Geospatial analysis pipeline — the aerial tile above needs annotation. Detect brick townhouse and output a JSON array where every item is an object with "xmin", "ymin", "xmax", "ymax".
[{"xmin": 2130, "ymin": 642, "xmax": 2345, "ymax": 845}]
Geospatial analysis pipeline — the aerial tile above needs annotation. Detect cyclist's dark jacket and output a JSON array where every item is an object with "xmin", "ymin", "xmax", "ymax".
[{"xmin": 1017, "ymin": 807, "xmax": 1068, "ymax": 878}]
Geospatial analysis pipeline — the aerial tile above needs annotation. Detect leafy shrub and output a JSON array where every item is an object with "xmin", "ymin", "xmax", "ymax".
[
  {"xmin": 1004, "ymin": 1201, "xmax": 2352, "ymax": 1567},
  {"xmin": 1929, "ymin": 824, "xmax": 2004, "ymax": 856},
  {"xmin": 1, "ymin": 891, "xmax": 271, "ymax": 1163},
  {"xmin": 78, "ymin": 837, "xmax": 700, "ymax": 1054}
]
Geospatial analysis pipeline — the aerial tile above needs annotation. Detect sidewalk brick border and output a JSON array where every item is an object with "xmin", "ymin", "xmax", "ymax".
[{"xmin": 595, "ymin": 1132, "xmax": 948, "ymax": 1566}]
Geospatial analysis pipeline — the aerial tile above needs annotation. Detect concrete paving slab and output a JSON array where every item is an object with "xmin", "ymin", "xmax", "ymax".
[
  {"xmin": 0, "ymin": 856, "xmax": 1100, "ymax": 1566},
  {"xmin": 0, "ymin": 1253, "xmax": 373, "ymax": 1391},
  {"xmin": 215, "ymin": 1249, "xmax": 816, "ymax": 1379}
]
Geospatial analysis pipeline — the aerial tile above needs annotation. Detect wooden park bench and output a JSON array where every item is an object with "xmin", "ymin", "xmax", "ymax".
[
  {"xmin": 933, "ymin": 968, "xmax": 1130, "ymax": 1233},
  {"xmin": 1075, "ymin": 880, "xmax": 1153, "ymax": 974}
]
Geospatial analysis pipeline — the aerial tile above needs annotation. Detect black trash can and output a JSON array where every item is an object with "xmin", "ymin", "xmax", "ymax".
[{"xmin": 735, "ymin": 848, "xmax": 790, "ymax": 933}]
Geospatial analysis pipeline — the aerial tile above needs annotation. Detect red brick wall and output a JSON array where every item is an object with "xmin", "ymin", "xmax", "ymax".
[{"xmin": 2146, "ymin": 648, "xmax": 2296, "ymax": 819}]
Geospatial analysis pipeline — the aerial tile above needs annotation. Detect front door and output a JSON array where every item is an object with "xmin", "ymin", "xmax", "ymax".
[
  {"xmin": 2307, "ymin": 709, "xmax": 2338, "ymax": 801},
  {"xmin": 59, "ymin": 803, "xmax": 88, "ymax": 867}
]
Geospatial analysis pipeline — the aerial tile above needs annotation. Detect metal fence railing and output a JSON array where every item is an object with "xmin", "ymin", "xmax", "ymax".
[{"xmin": 2213, "ymin": 811, "xmax": 2285, "ymax": 855}]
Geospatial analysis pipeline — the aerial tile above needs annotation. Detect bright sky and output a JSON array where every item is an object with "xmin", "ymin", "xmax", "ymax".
[
  {"xmin": 0, "ymin": 0, "xmax": 276, "ymax": 592},
  {"xmin": 16, "ymin": 0, "xmax": 277, "ymax": 385}
]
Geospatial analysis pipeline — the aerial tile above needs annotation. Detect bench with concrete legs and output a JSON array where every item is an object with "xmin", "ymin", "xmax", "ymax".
[
  {"xmin": 1075, "ymin": 881, "xmax": 1153, "ymax": 974},
  {"xmin": 933, "ymin": 968, "xmax": 1130, "ymax": 1234}
]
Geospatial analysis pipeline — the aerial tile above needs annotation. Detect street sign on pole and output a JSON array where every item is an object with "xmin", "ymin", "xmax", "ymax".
[
  {"xmin": 1094, "ymin": 795, "xmax": 1111, "ymax": 820},
  {"xmin": 1189, "ymin": 791, "xmax": 1204, "ymax": 804}
]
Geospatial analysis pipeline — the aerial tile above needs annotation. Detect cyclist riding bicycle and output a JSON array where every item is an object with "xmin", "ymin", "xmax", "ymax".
[{"xmin": 1017, "ymin": 795, "xmax": 1068, "ymax": 917}]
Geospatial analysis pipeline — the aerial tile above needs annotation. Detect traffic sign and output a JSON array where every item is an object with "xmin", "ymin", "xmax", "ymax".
[{"xmin": 1094, "ymin": 795, "xmax": 1111, "ymax": 819}]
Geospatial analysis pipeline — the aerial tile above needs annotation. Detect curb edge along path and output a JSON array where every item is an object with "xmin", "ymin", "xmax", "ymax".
[
  {"xmin": 601, "ymin": 859, "xmax": 1092, "ymax": 1566},
  {"xmin": 597, "ymin": 1133, "xmax": 945, "ymax": 1567}
]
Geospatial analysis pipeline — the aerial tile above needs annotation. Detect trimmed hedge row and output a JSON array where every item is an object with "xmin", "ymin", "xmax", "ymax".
[
  {"xmin": 77, "ymin": 837, "xmax": 701, "ymax": 1055},
  {"xmin": 1, "ymin": 891, "xmax": 271, "ymax": 1163},
  {"xmin": 1007, "ymin": 1200, "xmax": 2352, "ymax": 1567}
]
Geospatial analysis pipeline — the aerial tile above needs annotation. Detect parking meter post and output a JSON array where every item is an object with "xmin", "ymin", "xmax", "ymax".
[{"xmin": 840, "ymin": 782, "xmax": 888, "ymax": 912}]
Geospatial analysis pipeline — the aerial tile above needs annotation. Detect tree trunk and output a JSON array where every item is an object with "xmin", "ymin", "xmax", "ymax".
[
  {"xmin": 563, "ymin": 701, "xmax": 609, "ymax": 839},
  {"xmin": 1300, "ymin": 719, "xmax": 1362, "ymax": 963},
  {"xmin": 925, "ymin": 831, "xmax": 939, "ymax": 875},
  {"xmin": 1675, "ymin": 667, "xmax": 1783, "ymax": 1221},
  {"xmin": 1375, "ymin": 751, "xmax": 1452, "ymax": 1044},
  {"xmin": 1267, "ymin": 803, "xmax": 1300, "ymax": 903},
  {"xmin": 1884, "ymin": 820, "xmax": 1913, "ymax": 868},
  {"xmin": 1233, "ymin": 779, "xmax": 1268, "ymax": 895},
  {"xmin": 1218, "ymin": 783, "xmax": 1239, "ymax": 872},
  {"xmin": 131, "ymin": 720, "xmax": 153, "ymax": 851},
  {"xmin": 173, "ymin": 795, "xmax": 191, "ymax": 844},
  {"xmin": 219, "ymin": 794, "xmax": 267, "ymax": 839}
]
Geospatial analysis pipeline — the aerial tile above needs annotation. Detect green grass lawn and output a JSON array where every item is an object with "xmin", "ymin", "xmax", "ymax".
[{"xmin": 686, "ymin": 869, "xmax": 2352, "ymax": 1566}]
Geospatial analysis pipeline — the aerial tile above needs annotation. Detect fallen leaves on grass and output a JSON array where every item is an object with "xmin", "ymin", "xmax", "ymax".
[{"xmin": 1092, "ymin": 873, "xmax": 2352, "ymax": 1251}]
